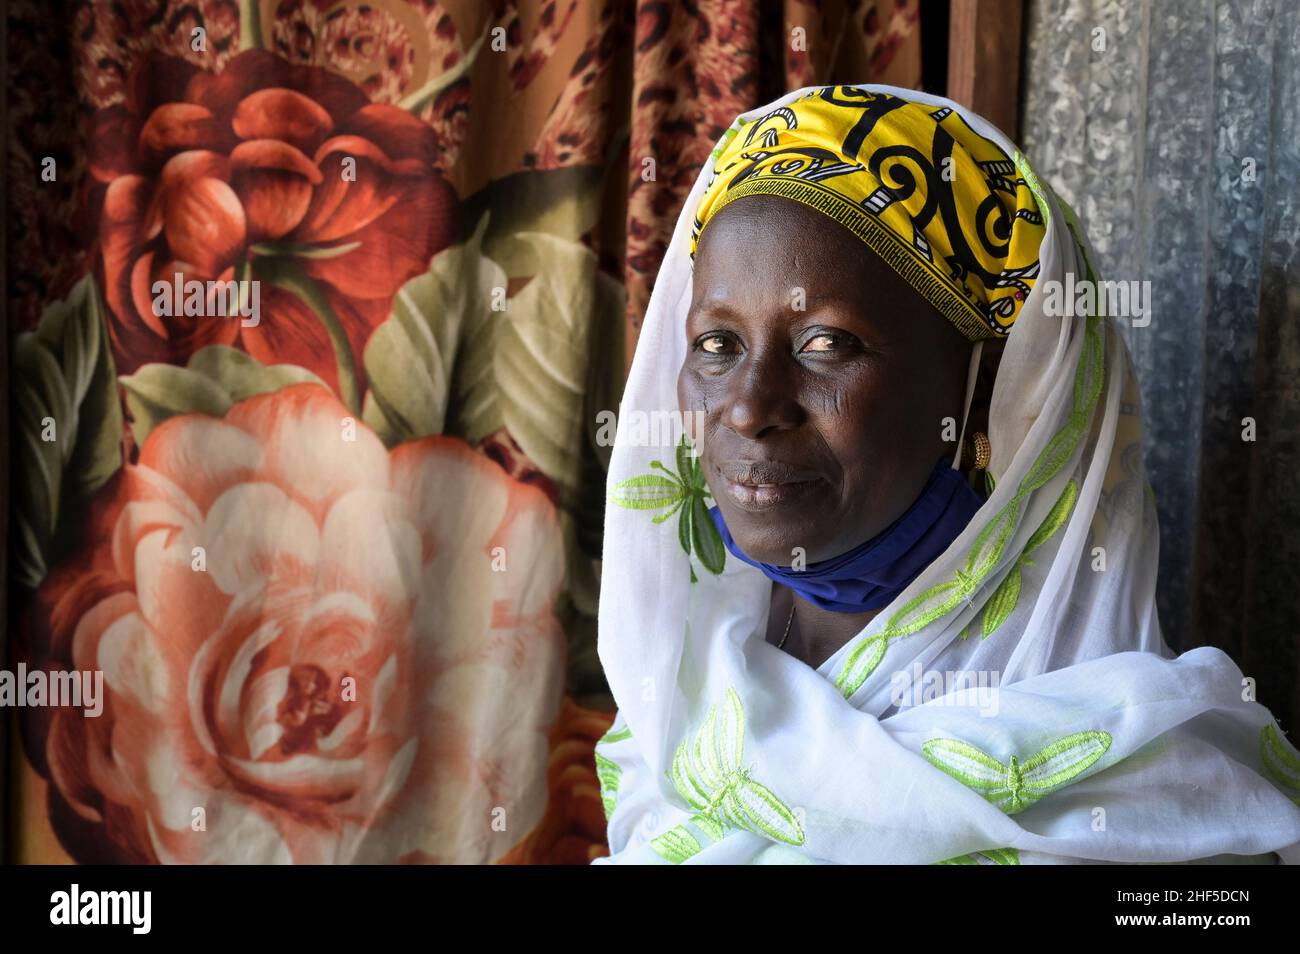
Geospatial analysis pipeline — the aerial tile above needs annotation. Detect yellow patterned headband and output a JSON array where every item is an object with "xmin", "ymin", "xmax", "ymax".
[{"xmin": 690, "ymin": 87, "xmax": 1048, "ymax": 340}]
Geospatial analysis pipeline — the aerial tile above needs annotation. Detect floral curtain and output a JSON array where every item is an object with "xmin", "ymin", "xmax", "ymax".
[{"xmin": 4, "ymin": 0, "xmax": 920, "ymax": 864}]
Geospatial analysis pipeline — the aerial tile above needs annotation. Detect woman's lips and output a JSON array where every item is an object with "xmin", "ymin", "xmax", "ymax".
[{"xmin": 717, "ymin": 460, "xmax": 823, "ymax": 511}]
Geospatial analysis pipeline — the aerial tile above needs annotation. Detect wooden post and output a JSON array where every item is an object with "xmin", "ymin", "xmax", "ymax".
[{"xmin": 947, "ymin": 0, "xmax": 1026, "ymax": 141}]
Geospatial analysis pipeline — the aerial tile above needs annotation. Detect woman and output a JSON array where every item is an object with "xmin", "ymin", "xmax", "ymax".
[{"xmin": 592, "ymin": 84, "xmax": 1300, "ymax": 864}]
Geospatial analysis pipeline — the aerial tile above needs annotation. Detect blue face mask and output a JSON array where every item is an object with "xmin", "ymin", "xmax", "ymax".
[{"xmin": 709, "ymin": 454, "xmax": 985, "ymax": 614}]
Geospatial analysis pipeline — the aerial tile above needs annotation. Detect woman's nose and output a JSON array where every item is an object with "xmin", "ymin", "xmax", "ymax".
[{"xmin": 720, "ymin": 347, "xmax": 804, "ymax": 440}]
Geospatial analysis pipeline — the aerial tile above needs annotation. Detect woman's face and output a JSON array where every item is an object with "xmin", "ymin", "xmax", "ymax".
[{"xmin": 678, "ymin": 194, "xmax": 974, "ymax": 565}]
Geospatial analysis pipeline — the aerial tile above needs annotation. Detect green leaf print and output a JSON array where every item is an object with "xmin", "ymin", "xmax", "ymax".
[
  {"xmin": 963, "ymin": 477, "xmax": 1078, "ymax": 642},
  {"xmin": 922, "ymin": 730, "xmax": 1112, "ymax": 814},
  {"xmin": 594, "ymin": 720, "xmax": 634, "ymax": 820},
  {"xmin": 1025, "ymin": 478, "xmax": 1079, "ymax": 552},
  {"xmin": 398, "ymin": 19, "xmax": 489, "ymax": 115},
  {"xmin": 13, "ymin": 275, "xmax": 124, "ymax": 587},
  {"xmin": 690, "ymin": 495, "xmax": 726, "ymax": 574},
  {"xmin": 594, "ymin": 752, "xmax": 622, "ymax": 821},
  {"xmin": 650, "ymin": 687, "xmax": 804, "ymax": 862},
  {"xmin": 650, "ymin": 825, "xmax": 702, "ymax": 864},
  {"xmin": 710, "ymin": 116, "xmax": 750, "ymax": 161},
  {"xmin": 599, "ymin": 724, "xmax": 633, "ymax": 746},
  {"xmin": 1261, "ymin": 723, "xmax": 1300, "ymax": 805},
  {"xmin": 936, "ymin": 847, "xmax": 1020, "ymax": 865},
  {"xmin": 610, "ymin": 435, "xmax": 726, "ymax": 581},
  {"xmin": 608, "ymin": 473, "xmax": 684, "ymax": 511},
  {"xmin": 120, "ymin": 345, "xmax": 326, "ymax": 449},
  {"xmin": 361, "ymin": 213, "xmax": 500, "ymax": 446},
  {"xmin": 979, "ymin": 564, "xmax": 1022, "ymax": 639}
]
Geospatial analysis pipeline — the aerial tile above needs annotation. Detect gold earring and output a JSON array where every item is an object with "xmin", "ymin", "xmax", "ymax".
[{"xmin": 963, "ymin": 431, "xmax": 991, "ymax": 471}]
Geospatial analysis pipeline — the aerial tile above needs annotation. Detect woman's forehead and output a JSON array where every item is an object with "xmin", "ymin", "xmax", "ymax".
[
  {"xmin": 691, "ymin": 195, "xmax": 948, "ymax": 331},
  {"xmin": 694, "ymin": 199, "xmax": 879, "ymax": 294},
  {"xmin": 698, "ymin": 193, "xmax": 865, "ymax": 257}
]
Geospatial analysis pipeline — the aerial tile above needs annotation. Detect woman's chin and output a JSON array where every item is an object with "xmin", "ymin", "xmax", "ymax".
[{"xmin": 723, "ymin": 519, "xmax": 814, "ymax": 567}]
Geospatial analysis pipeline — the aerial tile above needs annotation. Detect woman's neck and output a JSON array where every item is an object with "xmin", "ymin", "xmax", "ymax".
[{"xmin": 768, "ymin": 584, "xmax": 882, "ymax": 670}]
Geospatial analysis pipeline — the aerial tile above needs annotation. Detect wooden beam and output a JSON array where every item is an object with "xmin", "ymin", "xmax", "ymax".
[{"xmin": 947, "ymin": 0, "xmax": 1026, "ymax": 141}]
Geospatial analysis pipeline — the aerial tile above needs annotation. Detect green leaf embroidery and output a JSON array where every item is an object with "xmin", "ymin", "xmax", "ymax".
[
  {"xmin": 936, "ymin": 847, "xmax": 1020, "ymax": 865},
  {"xmin": 973, "ymin": 478, "xmax": 1078, "ymax": 641},
  {"xmin": 651, "ymin": 686, "xmax": 805, "ymax": 862},
  {"xmin": 610, "ymin": 435, "xmax": 726, "ymax": 581},
  {"xmin": 690, "ymin": 495, "xmax": 726, "ymax": 574},
  {"xmin": 710, "ymin": 116, "xmax": 750, "ymax": 161},
  {"xmin": 594, "ymin": 752, "xmax": 622, "ymax": 821},
  {"xmin": 593, "ymin": 721, "xmax": 634, "ymax": 820},
  {"xmin": 923, "ymin": 730, "xmax": 1112, "ymax": 814},
  {"xmin": 608, "ymin": 473, "xmax": 684, "ymax": 511},
  {"xmin": 978, "ymin": 564, "xmax": 1022, "ymax": 639},
  {"xmin": 679, "ymin": 507, "xmax": 700, "ymax": 586},
  {"xmin": 600, "ymin": 725, "xmax": 633, "ymax": 745},
  {"xmin": 980, "ymin": 847, "xmax": 1020, "ymax": 865},
  {"xmin": 688, "ymin": 812, "xmax": 726, "ymax": 842},
  {"xmin": 676, "ymin": 436, "xmax": 695, "ymax": 481},
  {"xmin": 1014, "ymin": 149, "xmax": 1053, "ymax": 231},
  {"xmin": 1260, "ymin": 723, "xmax": 1300, "ymax": 805},
  {"xmin": 1025, "ymin": 478, "xmax": 1078, "ymax": 552},
  {"xmin": 650, "ymin": 824, "xmax": 702, "ymax": 863}
]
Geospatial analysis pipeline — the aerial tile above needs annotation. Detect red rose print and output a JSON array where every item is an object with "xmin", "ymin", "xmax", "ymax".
[{"xmin": 86, "ymin": 50, "xmax": 458, "ymax": 399}]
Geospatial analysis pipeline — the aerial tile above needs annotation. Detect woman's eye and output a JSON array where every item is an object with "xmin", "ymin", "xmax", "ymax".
[
  {"xmin": 699, "ymin": 334, "xmax": 734, "ymax": 355},
  {"xmin": 801, "ymin": 333, "xmax": 841, "ymax": 352}
]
